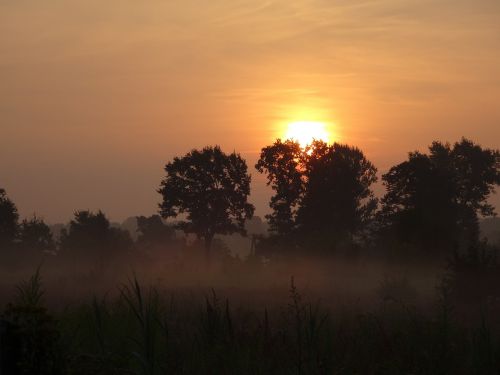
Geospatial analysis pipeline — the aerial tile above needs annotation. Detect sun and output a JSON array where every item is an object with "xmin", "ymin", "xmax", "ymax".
[{"xmin": 284, "ymin": 121, "xmax": 330, "ymax": 147}]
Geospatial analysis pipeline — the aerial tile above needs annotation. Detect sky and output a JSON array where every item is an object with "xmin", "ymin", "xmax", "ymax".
[{"xmin": 1, "ymin": 0, "xmax": 500, "ymax": 224}]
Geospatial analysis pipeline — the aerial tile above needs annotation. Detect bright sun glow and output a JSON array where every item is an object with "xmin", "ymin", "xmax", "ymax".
[{"xmin": 285, "ymin": 121, "xmax": 330, "ymax": 147}]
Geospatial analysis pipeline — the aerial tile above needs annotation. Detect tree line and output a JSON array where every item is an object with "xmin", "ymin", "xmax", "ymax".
[{"xmin": 1, "ymin": 137, "xmax": 499, "ymax": 262}]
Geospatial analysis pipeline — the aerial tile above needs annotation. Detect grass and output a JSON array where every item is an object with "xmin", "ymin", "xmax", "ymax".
[{"xmin": 2, "ymin": 270, "xmax": 500, "ymax": 374}]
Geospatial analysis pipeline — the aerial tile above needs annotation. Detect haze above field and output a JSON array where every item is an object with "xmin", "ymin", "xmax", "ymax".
[{"xmin": 1, "ymin": 0, "xmax": 500, "ymax": 222}]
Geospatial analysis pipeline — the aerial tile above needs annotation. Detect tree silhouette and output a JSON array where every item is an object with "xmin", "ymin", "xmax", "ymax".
[
  {"xmin": 60, "ymin": 210, "xmax": 132, "ymax": 259},
  {"xmin": 159, "ymin": 146, "xmax": 254, "ymax": 259},
  {"xmin": 256, "ymin": 140, "xmax": 378, "ymax": 251},
  {"xmin": 255, "ymin": 139, "xmax": 303, "ymax": 235},
  {"xmin": 297, "ymin": 141, "xmax": 378, "ymax": 246},
  {"xmin": 19, "ymin": 216, "xmax": 55, "ymax": 253},
  {"xmin": 0, "ymin": 188, "xmax": 19, "ymax": 249},
  {"xmin": 380, "ymin": 138, "xmax": 500, "ymax": 252},
  {"xmin": 136, "ymin": 215, "xmax": 176, "ymax": 253}
]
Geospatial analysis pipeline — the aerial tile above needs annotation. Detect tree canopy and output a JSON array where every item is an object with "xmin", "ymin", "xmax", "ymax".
[
  {"xmin": 158, "ymin": 146, "xmax": 255, "ymax": 257},
  {"xmin": 18, "ymin": 216, "xmax": 55, "ymax": 253},
  {"xmin": 256, "ymin": 139, "xmax": 378, "ymax": 251},
  {"xmin": 0, "ymin": 188, "xmax": 19, "ymax": 249},
  {"xmin": 380, "ymin": 138, "xmax": 500, "ymax": 252},
  {"xmin": 136, "ymin": 215, "xmax": 176, "ymax": 253},
  {"xmin": 60, "ymin": 210, "xmax": 132, "ymax": 257},
  {"xmin": 255, "ymin": 139, "xmax": 303, "ymax": 235},
  {"xmin": 297, "ymin": 141, "xmax": 378, "ymax": 243}
]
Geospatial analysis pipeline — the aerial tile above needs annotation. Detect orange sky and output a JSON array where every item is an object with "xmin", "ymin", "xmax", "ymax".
[{"xmin": 1, "ymin": 0, "xmax": 499, "ymax": 223}]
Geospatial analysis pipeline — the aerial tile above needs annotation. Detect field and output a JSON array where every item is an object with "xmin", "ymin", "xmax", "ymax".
[{"xmin": 1, "ymin": 252, "xmax": 500, "ymax": 375}]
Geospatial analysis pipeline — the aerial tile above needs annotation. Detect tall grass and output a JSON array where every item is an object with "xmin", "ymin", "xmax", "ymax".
[
  {"xmin": 3, "ymin": 270, "xmax": 500, "ymax": 374},
  {"xmin": 120, "ymin": 276, "xmax": 166, "ymax": 375}
]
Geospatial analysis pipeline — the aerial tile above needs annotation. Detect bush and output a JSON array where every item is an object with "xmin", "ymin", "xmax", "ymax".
[{"xmin": 1, "ymin": 268, "xmax": 65, "ymax": 374}]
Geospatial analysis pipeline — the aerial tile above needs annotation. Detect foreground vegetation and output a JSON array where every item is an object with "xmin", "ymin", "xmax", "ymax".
[{"xmin": 2, "ymin": 265, "xmax": 500, "ymax": 375}]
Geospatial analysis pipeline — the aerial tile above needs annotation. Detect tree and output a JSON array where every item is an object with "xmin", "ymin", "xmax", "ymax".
[
  {"xmin": 256, "ymin": 139, "xmax": 378, "ymax": 251},
  {"xmin": 255, "ymin": 139, "xmax": 303, "ymax": 235},
  {"xmin": 297, "ymin": 141, "xmax": 378, "ymax": 245},
  {"xmin": 380, "ymin": 138, "xmax": 500, "ymax": 252},
  {"xmin": 0, "ymin": 188, "xmax": 19, "ymax": 249},
  {"xmin": 60, "ymin": 210, "xmax": 132, "ymax": 260},
  {"xmin": 18, "ymin": 216, "xmax": 55, "ymax": 253},
  {"xmin": 136, "ymin": 215, "xmax": 176, "ymax": 252},
  {"xmin": 159, "ymin": 146, "xmax": 255, "ymax": 259}
]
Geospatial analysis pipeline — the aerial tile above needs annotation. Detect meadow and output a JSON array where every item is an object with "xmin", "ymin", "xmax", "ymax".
[{"xmin": 1, "ymin": 249, "xmax": 500, "ymax": 375}]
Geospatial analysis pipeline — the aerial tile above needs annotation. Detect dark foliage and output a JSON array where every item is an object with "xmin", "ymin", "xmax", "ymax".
[
  {"xmin": 2, "ymin": 273, "xmax": 500, "ymax": 374},
  {"xmin": 0, "ymin": 188, "xmax": 19, "ymax": 249},
  {"xmin": 256, "ymin": 139, "xmax": 378, "ymax": 253},
  {"xmin": 297, "ymin": 141, "xmax": 378, "ymax": 245},
  {"xmin": 159, "ymin": 146, "xmax": 254, "ymax": 258},
  {"xmin": 448, "ymin": 240, "xmax": 500, "ymax": 305},
  {"xmin": 380, "ymin": 138, "xmax": 500, "ymax": 254},
  {"xmin": 1, "ymin": 269, "xmax": 64, "ymax": 374},
  {"xmin": 136, "ymin": 215, "xmax": 177, "ymax": 254},
  {"xmin": 18, "ymin": 216, "xmax": 55, "ymax": 253},
  {"xmin": 255, "ymin": 139, "xmax": 303, "ymax": 235},
  {"xmin": 59, "ymin": 210, "xmax": 133, "ymax": 260}
]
